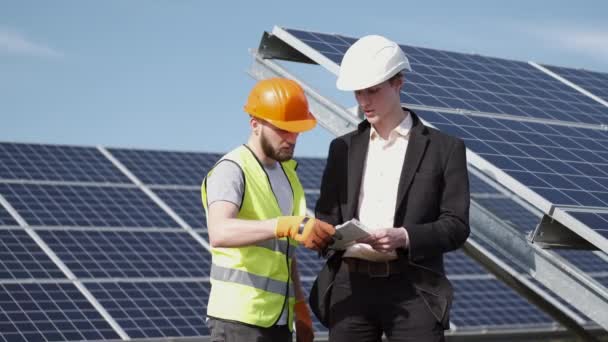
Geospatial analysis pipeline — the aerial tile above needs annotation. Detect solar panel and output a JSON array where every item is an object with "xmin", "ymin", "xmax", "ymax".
[
  {"xmin": 0, "ymin": 143, "xmax": 130, "ymax": 184},
  {"xmin": 568, "ymin": 212, "xmax": 608, "ymax": 238},
  {"xmin": 295, "ymin": 246, "xmax": 324, "ymax": 278},
  {"xmin": 109, "ymin": 148, "xmax": 221, "ymax": 186},
  {"xmin": 0, "ymin": 206, "xmax": 18, "ymax": 226},
  {"xmin": 37, "ymin": 230, "xmax": 211, "ymax": 278},
  {"xmin": 450, "ymin": 278, "xmax": 554, "ymax": 328},
  {"xmin": 0, "ymin": 282, "xmax": 119, "ymax": 342},
  {"xmin": 85, "ymin": 281, "xmax": 209, "ymax": 339},
  {"xmin": 282, "ymin": 28, "xmax": 608, "ymax": 125},
  {"xmin": 296, "ymin": 157, "xmax": 326, "ymax": 189},
  {"xmin": 416, "ymin": 109, "xmax": 608, "ymax": 245},
  {"xmin": 304, "ymin": 192, "xmax": 319, "ymax": 212},
  {"xmin": 444, "ymin": 250, "xmax": 489, "ymax": 275},
  {"xmin": 543, "ymin": 65, "xmax": 608, "ymax": 103},
  {"xmin": 153, "ymin": 189, "xmax": 206, "ymax": 229},
  {"xmin": 0, "ymin": 183, "xmax": 178, "ymax": 228},
  {"xmin": 0, "ymin": 229, "xmax": 65, "ymax": 279}
]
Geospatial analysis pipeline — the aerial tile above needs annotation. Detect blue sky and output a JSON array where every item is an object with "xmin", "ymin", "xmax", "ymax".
[{"xmin": 2, "ymin": 0, "xmax": 607, "ymax": 157}]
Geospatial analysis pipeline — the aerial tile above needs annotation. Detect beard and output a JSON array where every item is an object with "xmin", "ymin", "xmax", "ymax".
[{"xmin": 260, "ymin": 133, "xmax": 295, "ymax": 162}]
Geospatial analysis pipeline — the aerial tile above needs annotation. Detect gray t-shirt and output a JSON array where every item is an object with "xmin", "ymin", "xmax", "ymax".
[
  {"xmin": 205, "ymin": 159, "xmax": 294, "ymax": 325},
  {"xmin": 206, "ymin": 160, "xmax": 294, "ymax": 215}
]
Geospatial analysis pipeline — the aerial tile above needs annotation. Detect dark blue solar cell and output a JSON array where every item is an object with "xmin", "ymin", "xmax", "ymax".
[
  {"xmin": 0, "ymin": 142, "xmax": 130, "ymax": 183},
  {"xmin": 153, "ymin": 189, "xmax": 206, "ymax": 229},
  {"xmin": 451, "ymin": 278, "xmax": 554, "ymax": 328},
  {"xmin": 296, "ymin": 157, "xmax": 326, "ymax": 190},
  {"xmin": 538, "ymin": 174, "xmax": 580, "ymax": 190},
  {"xmin": 563, "ymin": 190, "xmax": 605, "ymax": 207},
  {"xmin": 109, "ymin": 148, "xmax": 222, "ymax": 186},
  {"xmin": 464, "ymin": 127, "xmax": 504, "ymax": 141},
  {"xmin": 510, "ymin": 157, "xmax": 553, "ymax": 173},
  {"xmin": 295, "ymin": 246, "xmax": 324, "ymax": 278},
  {"xmin": 544, "ymin": 65, "xmax": 608, "ymax": 103},
  {"xmin": 305, "ymin": 192, "xmax": 319, "ymax": 212},
  {"xmin": 486, "ymin": 142, "xmax": 528, "ymax": 158},
  {"xmin": 0, "ymin": 229, "xmax": 65, "ymax": 279},
  {"xmin": 595, "ymin": 275, "xmax": 608, "ymax": 288},
  {"xmin": 532, "ymin": 188, "xmax": 578, "ymax": 206},
  {"xmin": 444, "ymin": 250, "xmax": 488, "ymax": 275},
  {"xmin": 569, "ymin": 212, "xmax": 608, "ymax": 238},
  {"xmin": 0, "ymin": 183, "xmax": 178, "ymax": 228},
  {"xmin": 480, "ymin": 155, "xmax": 525, "ymax": 171},
  {"xmin": 462, "ymin": 139, "xmax": 496, "ymax": 155},
  {"xmin": 0, "ymin": 283, "xmax": 119, "ymax": 342},
  {"xmin": 0, "ymin": 206, "xmax": 18, "ymax": 226},
  {"xmin": 86, "ymin": 281, "xmax": 209, "ymax": 338},
  {"xmin": 38, "ymin": 230, "xmax": 211, "ymax": 278},
  {"xmin": 518, "ymin": 145, "xmax": 554, "ymax": 159},
  {"xmin": 284, "ymin": 27, "xmax": 608, "ymax": 125},
  {"xmin": 416, "ymin": 110, "xmax": 451, "ymax": 124}
]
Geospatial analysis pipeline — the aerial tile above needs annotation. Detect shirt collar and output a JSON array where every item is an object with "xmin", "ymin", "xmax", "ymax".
[{"xmin": 370, "ymin": 111, "xmax": 413, "ymax": 141}]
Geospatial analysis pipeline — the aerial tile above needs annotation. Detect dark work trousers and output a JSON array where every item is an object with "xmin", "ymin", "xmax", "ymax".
[
  {"xmin": 207, "ymin": 318, "xmax": 292, "ymax": 342},
  {"xmin": 329, "ymin": 260, "xmax": 445, "ymax": 342}
]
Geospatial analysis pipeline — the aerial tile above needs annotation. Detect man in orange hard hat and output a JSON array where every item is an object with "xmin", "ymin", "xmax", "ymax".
[{"xmin": 201, "ymin": 77, "xmax": 336, "ymax": 342}]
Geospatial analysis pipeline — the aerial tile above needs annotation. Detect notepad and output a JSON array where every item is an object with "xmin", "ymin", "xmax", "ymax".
[{"xmin": 330, "ymin": 219, "xmax": 372, "ymax": 250}]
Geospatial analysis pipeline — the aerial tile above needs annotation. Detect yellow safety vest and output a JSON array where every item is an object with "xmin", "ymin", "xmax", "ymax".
[{"xmin": 201, "ymin": 145, "xmax": 307, "ymax": 330}]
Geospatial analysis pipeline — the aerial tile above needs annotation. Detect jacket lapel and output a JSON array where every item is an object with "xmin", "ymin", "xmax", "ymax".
[
  {"xmin": 394, "ymin": 112, "xmax": 429, "ymax": 224},
  {"xmin": 346, "ymin": 121, "xmax": 370, "ymax": 220}
]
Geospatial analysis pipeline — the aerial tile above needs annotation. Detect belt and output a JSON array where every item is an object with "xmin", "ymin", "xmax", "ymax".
[{"xmin": 342, "ymin": 257, "xmax": 408, "ymax": 278}]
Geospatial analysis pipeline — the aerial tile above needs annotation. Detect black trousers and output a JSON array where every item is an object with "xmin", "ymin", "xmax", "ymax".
[
  {"xmin": 329, "ymin": 260, "xmax": 445, "ymax": 342},
  {"xmin": 207, "ymin": 318, "xmax": 292, "ymax": 342}
]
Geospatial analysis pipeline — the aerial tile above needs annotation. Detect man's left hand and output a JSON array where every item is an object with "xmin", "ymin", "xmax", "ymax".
[{"xmin": 358, "ymin": 227, "xmax": 409, "ymax": 253}]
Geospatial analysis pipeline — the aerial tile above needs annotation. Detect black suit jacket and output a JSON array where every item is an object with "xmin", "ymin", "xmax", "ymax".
[{"xmin": 315, "ymin": 109, "xmax": 470, "ymax": 327}]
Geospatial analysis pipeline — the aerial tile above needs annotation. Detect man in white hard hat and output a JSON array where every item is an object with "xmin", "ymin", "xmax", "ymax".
[{"xmin": 314, "ymin": 35, "xmax": 470, "ymax": 341}]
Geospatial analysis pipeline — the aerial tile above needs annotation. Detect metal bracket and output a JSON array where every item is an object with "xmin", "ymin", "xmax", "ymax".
[{"xmin": 531, "ymin": 215, "xmax": 598, "ymax": 250}]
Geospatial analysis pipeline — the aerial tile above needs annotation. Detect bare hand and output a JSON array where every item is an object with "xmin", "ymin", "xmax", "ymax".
[{"xmin": 357, "ymin": 227, "xmax": 408, "ymax": 253}]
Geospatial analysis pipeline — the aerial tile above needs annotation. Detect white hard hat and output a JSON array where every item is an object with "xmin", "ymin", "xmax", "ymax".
[{"xmin": 336, "ymin": 35, "xmax": 411, "ymax": 91}]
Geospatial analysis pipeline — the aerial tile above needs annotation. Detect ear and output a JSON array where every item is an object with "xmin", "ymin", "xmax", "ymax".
[
  {"xmin": 250, "ymin": 117, "xmax": 261, "ymax": 135},
  {"xmin": 390, "ymin": 74, "xmax": 404, "ymax": 92}
]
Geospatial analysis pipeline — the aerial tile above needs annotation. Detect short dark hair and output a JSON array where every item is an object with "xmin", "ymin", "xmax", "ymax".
[{"xmin": 389, "ymin": 71, "xmax": 403, "ymax": 83}]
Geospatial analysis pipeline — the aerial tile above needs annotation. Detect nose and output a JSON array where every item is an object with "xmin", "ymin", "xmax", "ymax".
[
  {"xmin": 355, "ymin": 91, "xmax": 370, "ymax": 107},
  {"xmin": 284, "ymin": 131, "xmax": 298, "ymax": 144}
]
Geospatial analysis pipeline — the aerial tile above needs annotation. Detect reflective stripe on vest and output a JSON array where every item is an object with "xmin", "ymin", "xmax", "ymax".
[
  {"xmin": 201, "ymin": 145, "xmax": 306, "ymax": 330},
  {"xmin": 211, "ymin": 265, "xmax": 296, "ymax": 297}
]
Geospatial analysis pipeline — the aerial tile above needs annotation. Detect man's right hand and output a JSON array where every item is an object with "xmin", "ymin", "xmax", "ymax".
[{"xmin": 275, "ymin": 216, "xmax": 335, "ymax": 250}]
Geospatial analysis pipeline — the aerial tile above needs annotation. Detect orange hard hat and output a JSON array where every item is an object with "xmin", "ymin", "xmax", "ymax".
[{"xmin": 244, "ymin": 78, "xmax": 317, "ymax": 133}]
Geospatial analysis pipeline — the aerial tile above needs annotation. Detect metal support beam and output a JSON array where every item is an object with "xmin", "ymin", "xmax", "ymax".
[
  {"xmin": 462, "ymin": 237, "xmax": 598, "ymax": 341},
  {"xmin": 469, "ymin": 200, "xmax": 608, "ymax": 330}
]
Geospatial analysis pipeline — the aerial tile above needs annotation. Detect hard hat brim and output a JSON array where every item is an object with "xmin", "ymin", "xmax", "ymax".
[{"xmin": 266, "ymin": 112, "xmax": 317, "ymax": 133}]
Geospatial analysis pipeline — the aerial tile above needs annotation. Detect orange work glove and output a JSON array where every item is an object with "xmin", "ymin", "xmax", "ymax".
[
  {"xmin": 294, "ymin": 300, "xmax": 314, "ymax": 342},
  {"xmin": 275, "ymin": 216, "xmax": 335, "ymax": 251}
]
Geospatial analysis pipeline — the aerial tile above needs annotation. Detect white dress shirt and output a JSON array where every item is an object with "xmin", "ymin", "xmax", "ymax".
[{"xmin": 344, "ymin": 113, "xmax": 413, "ymax": 261}]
